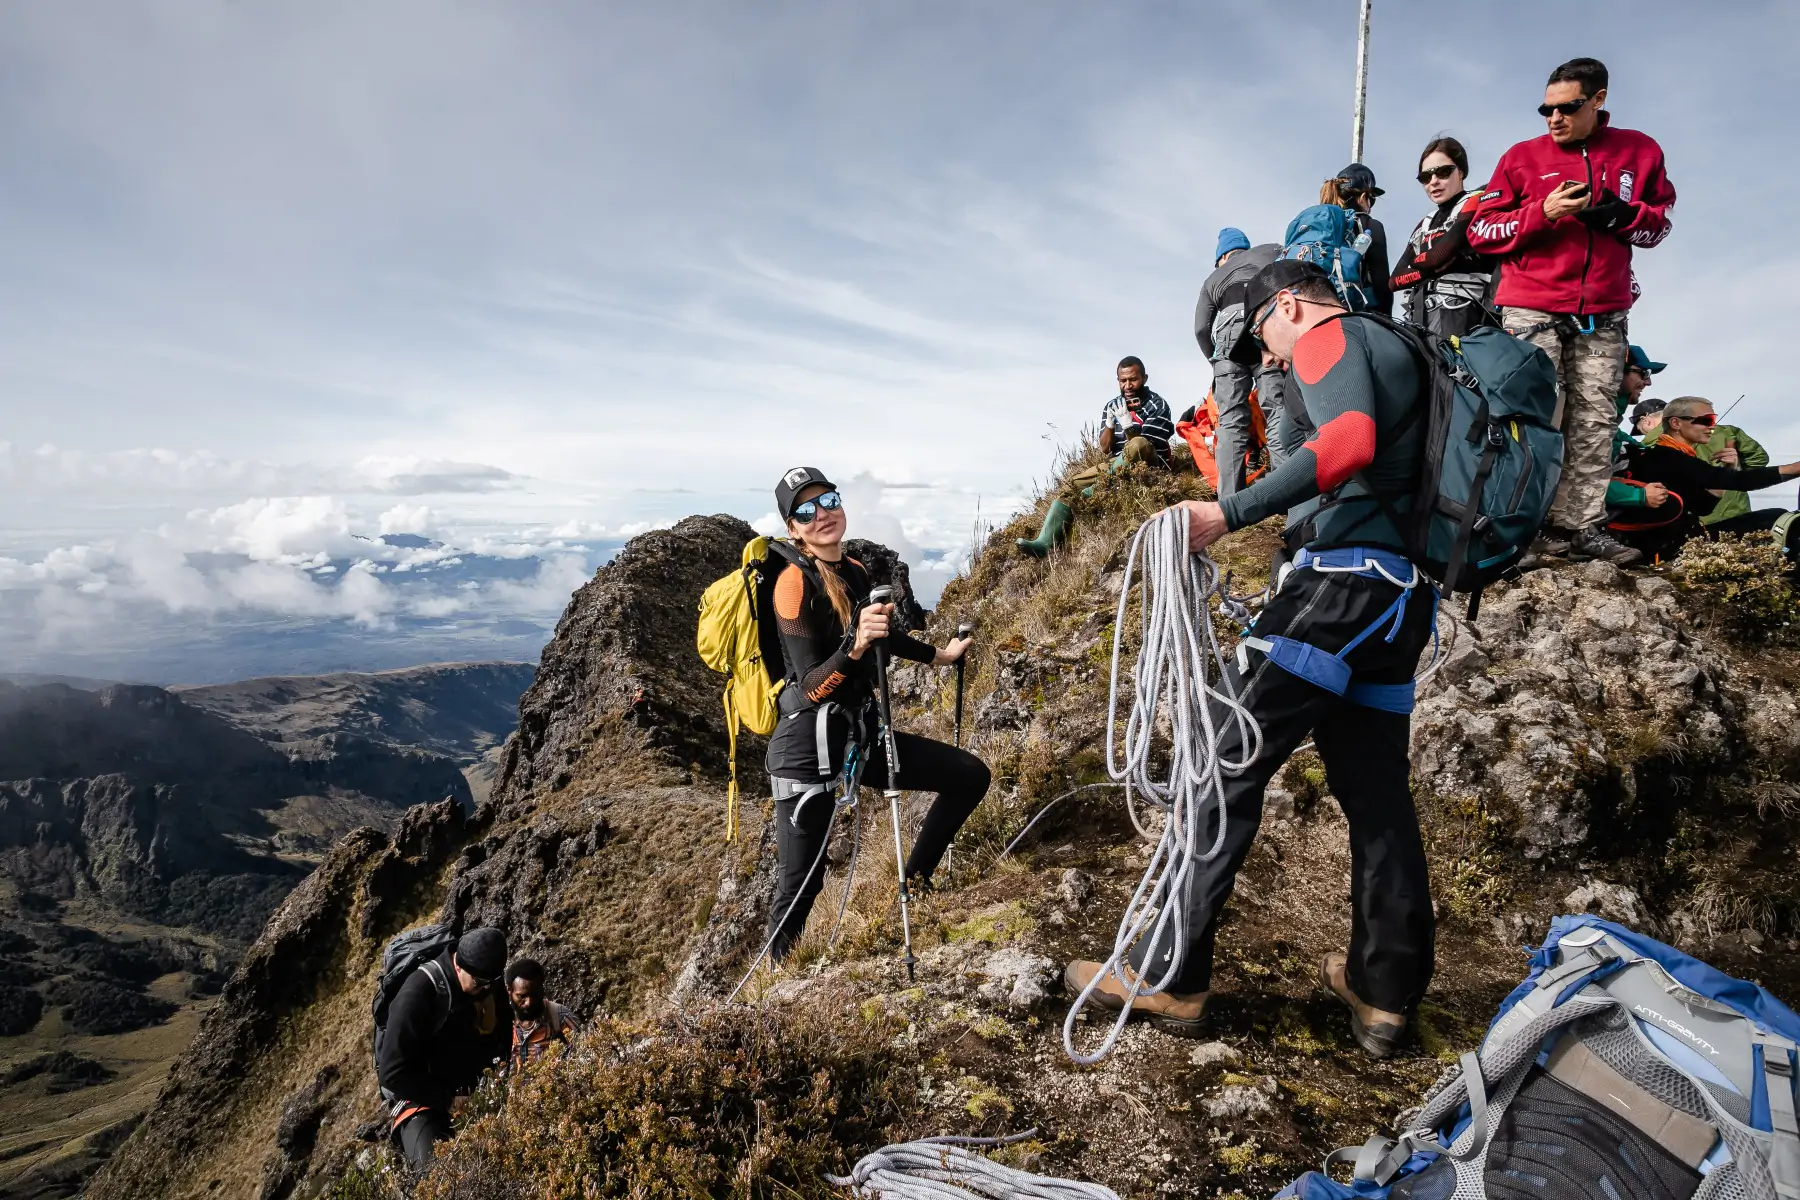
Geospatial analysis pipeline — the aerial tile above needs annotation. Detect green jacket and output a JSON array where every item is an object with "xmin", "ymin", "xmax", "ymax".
[
  {"xmin": 1695, "ymin": 424, "xmax": 1768, "ymax": 525},
  {"xmin": 1609, "ymin": 389, "xmax": 1647, "ymax": 507}
]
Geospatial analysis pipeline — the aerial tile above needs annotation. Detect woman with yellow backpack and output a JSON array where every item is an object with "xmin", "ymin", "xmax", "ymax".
[{"xmin": 754, "ymin": 468, "xmax": 983, "ymax": 963}]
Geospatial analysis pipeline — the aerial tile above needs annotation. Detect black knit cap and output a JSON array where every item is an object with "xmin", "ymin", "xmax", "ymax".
[{"xmin": 455, "ymin": 928, "xmax": 507, "ymax": 981}]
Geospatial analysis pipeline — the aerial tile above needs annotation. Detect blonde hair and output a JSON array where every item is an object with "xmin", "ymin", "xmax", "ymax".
[
  {"xmin": 1320, "ymin": 178, "xmax": 1353, "ymax": 207},
  {"xmin": 1663, "ymin": 396, "xmax": 1714, "ymax": 423},
  {"xmin": 788, "ymin": 518, "xmax": 855, "ymax": 630}
]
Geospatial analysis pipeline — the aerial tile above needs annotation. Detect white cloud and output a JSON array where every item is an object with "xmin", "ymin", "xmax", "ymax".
[
  {"xmin": 379, "ymin": 503, "xmax": 436, "ymax": 536},
  {"xmin": 0, "ymin": 442, "xmax": 522, "ymax": 499}
]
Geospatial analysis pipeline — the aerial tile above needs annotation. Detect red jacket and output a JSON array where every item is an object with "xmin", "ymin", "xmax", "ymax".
[{"xmin": 1465, "ymin": 112, "xmax": 1675, "ymax": 315}]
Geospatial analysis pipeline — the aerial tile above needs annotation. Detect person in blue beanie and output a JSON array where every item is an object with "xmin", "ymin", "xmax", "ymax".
[{"xmin": 1194, "ymin": 227, "xmax": 1292, "ymax": 494}]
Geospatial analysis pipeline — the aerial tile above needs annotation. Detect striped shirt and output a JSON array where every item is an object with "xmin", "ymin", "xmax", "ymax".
[{"xmin": 1101, "ymin": 388, "xmax": 1174, "ymax": 465}]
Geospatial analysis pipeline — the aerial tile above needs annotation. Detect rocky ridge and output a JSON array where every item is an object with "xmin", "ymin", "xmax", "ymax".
[{"xmin": 87, "ymin": 474, "xmax": 1800, "ymax": 1199}]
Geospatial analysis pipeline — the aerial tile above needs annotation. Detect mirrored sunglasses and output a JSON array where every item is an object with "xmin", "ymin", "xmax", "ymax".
[{"xmin": 791, "ymin": 490, "xmax": 844, "ymax": 524}]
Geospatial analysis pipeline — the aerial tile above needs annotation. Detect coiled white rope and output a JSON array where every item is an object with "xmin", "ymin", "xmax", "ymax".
[
  {"xmin": 1063, "ymin": 505, "xmax": 1262, "ymax": 1065},
  {"xmin": 827, "ymin": 1131, "xmax": 1121, "ymax": 1200}
]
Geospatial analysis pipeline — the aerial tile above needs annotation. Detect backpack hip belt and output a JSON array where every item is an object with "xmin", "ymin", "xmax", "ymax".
[{"xmin": 1235, "ymin": 546, "xmax": 1439, "ymax": 714}]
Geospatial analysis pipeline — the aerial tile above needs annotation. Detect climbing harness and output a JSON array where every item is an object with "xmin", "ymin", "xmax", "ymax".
[
  {"xmin": 826, "ymin": 1130, "xmax": 1122, "ymax": 1200},
  {"xmin": 1064, "ymin": 506, "xmax": 1260, "ymax": 1066},
  {"xmin": 1236, "ymin": 546, "xmax": 1440, "ymax": 715}
]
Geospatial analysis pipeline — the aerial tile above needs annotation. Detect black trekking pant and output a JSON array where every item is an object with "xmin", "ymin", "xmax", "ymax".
[
  {"xmin": 767, "ymin": 730, "xmax": 989, "ymax": 961},
  {"xmin": 395, "ymin": 1107, "xmax": 453, "ymax": 1171},
  {"xmin": 1125, "ymin": 561, "xmax": 1437, "ymax": 1013}
]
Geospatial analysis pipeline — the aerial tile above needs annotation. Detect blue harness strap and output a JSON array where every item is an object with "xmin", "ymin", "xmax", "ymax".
[{"xmin": 1237, "ymin": 547, "xmax": 1435, "ymax": 713}]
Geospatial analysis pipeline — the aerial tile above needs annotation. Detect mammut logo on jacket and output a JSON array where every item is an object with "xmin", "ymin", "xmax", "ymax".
[{"xmin": 1633, "ymin": 1003, "xmax": 1721, "ymax": 1057}]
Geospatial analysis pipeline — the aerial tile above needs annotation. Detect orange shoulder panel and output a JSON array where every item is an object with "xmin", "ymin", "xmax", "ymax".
[
  {"xmin": 774, "ymin": 564, "xmax": 808, "ymax": 620},
  {"xmin": 1293, "ymin": 319, "xmax": 1347, "ymax": 386}
]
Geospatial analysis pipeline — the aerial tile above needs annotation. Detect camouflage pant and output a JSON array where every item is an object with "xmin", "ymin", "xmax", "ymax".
[{"xmin": 1502, "ymin": 306, "xmax": 1627, "ymax": 530}]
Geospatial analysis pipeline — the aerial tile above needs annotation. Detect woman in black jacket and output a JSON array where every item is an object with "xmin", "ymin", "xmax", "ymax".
[
  {"xmin": 763, "ymin": 468, "xmax": 984, "ymax": 962},
  {"xmin": 1390, "ymin": 137, "xmax": 1497, "ymax": 337},
  {"xmin": 1614, "ymin": 397, "xmax": 1800, "ymax": 560}
]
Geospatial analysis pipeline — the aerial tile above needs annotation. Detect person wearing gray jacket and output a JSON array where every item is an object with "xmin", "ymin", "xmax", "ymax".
[{"xmin": 1194, "ymin": 229, "xmax": 1293, "ymax": 494}]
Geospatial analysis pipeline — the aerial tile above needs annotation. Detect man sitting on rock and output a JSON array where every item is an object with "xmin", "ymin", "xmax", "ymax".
[
  {"xmin": 1017, "ymin": 356, "xmax": 1174, "ymax": 557},
  {"xmin": 378, "ymin": 927, "xmax": 512, "ymax": 1171},
  {"xmin": 1611, "ymin": 396, "xmax": 1800, "ymax": 561},
  {"xmin": 505, "ymin": 958, "xmax": 578, "ymax": 1069}
]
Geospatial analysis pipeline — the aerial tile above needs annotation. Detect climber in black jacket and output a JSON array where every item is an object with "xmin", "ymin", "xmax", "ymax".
[
  {"xmin": 763, "ymin": 468, "xmax": 984, "ymax": 963},
  {"xmin": 1615, "ymin": 396, "xmax": 1800, "ymax": 561},
  {"xmin": 377, "ymin": 927, "xmax": 511, "ymax": 1171}
]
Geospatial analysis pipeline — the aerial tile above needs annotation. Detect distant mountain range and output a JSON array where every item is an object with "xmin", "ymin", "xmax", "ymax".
[{"xmin": 0, "ymin": 660, "xmax": 534, "ymax": 1199}]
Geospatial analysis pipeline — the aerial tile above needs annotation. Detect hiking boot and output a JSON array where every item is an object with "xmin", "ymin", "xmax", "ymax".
[
  {"xmin": 1534, "ymin": 526, "xmax": 1574, "ymax": 555},
  {"xmin": 1016, "ymin": 499, "xmax": 1072, "ymax": 558},
  {"xmin": 1320, "ymin": 952, "xmax": 1406, "ymax": 1059},
  {"xmin": 1062, "ymin": 959, "xmax": 1208, "ymax": 1037},
  {"xmin": 1567, "ymin": 523, "xmax": 1643, "ymax": 567}
]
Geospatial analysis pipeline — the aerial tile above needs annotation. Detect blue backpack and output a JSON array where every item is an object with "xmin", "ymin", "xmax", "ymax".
[
  {"xmin": 1283, "ymin": 205, "xmax": 1375, "ymax": 311},
  {"xmin": 1277, "ymin": 915, "xmax": 1800, "ymax": 1200}
]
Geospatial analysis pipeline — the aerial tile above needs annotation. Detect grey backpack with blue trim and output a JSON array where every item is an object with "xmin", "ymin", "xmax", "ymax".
[{"xmin": 1275, "ymin": 915, "xmax": 1800, "ymax": 1200}]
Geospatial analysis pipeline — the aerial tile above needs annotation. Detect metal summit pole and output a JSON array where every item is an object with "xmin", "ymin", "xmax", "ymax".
[{"xmin": 1351, "ymin": 0, "xmax": 1372, "ymax": 163}]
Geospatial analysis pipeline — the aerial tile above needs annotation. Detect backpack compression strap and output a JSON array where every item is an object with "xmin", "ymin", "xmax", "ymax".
[{"xmin": 1754, "ymin": 1032, "xmax": 1800, "ymax": 1200}]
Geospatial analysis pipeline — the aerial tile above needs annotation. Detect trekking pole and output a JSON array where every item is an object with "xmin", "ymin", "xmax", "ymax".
[
  {"xmin": 1719, "ymin": 393, "xmax": 1747, "ymax": 421},
  {"xmin": 866, "ymin": 585, "xmax": 917, "ymax": 981},
  {"xmin": 953, "ymin": 623, "xmax": 973, "ymax": 749}
]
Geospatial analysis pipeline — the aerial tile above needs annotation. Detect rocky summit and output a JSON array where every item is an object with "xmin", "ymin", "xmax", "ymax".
[{"xmin": 84, "ymin": 470, "xmax": 1800, "ymax": 1199}]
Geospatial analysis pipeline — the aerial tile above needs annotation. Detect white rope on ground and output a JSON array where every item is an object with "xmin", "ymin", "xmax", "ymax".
[
  {"xmin": 1063, "ymin": 505, "xmax": 1262, "ymax": 1066},
  {"xmin": 826, "ymin": 1131, "xmax": 1121, "ymax": 1200}
]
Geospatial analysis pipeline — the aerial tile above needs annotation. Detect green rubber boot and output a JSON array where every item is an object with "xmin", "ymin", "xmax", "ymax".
[{"xmin": 1015, "ymin": 499, "xmax": 1072, "ymax": 558}]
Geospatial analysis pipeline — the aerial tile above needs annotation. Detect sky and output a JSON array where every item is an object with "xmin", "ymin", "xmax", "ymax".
[{"xmin": 2, "ymin": 1, "xmax": 1795, "ymax": 682}]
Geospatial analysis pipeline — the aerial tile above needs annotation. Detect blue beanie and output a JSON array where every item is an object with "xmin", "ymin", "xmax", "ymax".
[{"xmin": 1215, "ymin": 227, "xmax": 1252, "ymax": 263}]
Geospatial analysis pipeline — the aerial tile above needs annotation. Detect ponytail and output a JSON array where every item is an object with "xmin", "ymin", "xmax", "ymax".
[
  {"xmin": 1319, "ymin": 178, "xmax": 1351, "ymax": 208},
  {"xmin": 800, "ymin": 546, "xmax": 855, "ymax": 631}
]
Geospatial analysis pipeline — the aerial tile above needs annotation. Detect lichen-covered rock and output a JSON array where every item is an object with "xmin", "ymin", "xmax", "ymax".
[
  {"xmin": 1412, "ymin": 567, "xmax": 1762, "ymax": 861},
  {"xmin": 975, "ymin": 947, "xmax": 1057, "ymax": 1009}
]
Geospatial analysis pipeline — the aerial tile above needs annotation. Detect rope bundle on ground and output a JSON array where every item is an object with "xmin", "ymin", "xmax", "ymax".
[
  {"xmin": 1062, "ymin": 505, "xmax": 1261, "ymax": 1065},
  {"xmin": 826, "ymin": 1131, "xmax": 1121, "ymax": 1200}
]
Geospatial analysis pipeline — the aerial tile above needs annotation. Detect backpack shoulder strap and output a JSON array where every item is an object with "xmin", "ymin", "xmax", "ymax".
[{"xmin": 419, "ymin": 959, "xmax": 453, "ymax": 1034}]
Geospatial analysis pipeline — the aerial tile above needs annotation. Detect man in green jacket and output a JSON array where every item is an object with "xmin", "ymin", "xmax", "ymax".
[{"xmin": 1695, "ymin": 419, "xmax": 1770, "ymax": 528}]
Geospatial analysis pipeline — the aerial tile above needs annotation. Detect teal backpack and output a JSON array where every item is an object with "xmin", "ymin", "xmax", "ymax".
[{"xmin": 1337, "ymin": 315, "xmax": 1563, "ymax": 609}]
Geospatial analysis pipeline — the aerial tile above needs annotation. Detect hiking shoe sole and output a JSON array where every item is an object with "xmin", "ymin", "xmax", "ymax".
[{"xmin": 1319, "ymin": 956, "xmax": 1405, "ymax": 1060}]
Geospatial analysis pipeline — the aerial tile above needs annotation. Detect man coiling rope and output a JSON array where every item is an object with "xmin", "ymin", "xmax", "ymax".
[
  {"xmin": 827, "ymin": 1131, "xmax": 1121, "ymax": 1200},
  {"xmin": 1063, "ymin": 505, "xmax": 1261, "ymax": 1065}
]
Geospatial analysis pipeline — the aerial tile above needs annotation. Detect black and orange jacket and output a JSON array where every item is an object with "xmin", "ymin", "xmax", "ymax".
[{"xmin": 764, "ymin": 555, "xmax": 933, "ymax": 781}]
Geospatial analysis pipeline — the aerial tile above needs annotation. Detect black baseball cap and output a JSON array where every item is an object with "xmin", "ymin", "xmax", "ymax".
[
  {"xmin": 1337, "ymin": 162, "xmax": 1384, "ymax": 196},
  {"xmin": 1226, "ymin": 260, "xmax": 1335, "ymax": 365},
  {"xmin": 775, "ymin": 466, "xmax": 837, "ymax": 521},
  {"xmin": 1629, "ymin": 398, "xmax": 1667, "ymax": 426}
]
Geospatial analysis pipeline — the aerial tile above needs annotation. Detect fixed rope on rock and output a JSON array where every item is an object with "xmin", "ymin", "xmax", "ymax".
[
  {"xmin": 1062, "ymin": 504, "xmax": 1261, "ymax": 1065},
  {"xmin": 826, "ymin": 1130, "xmax": 1122, "ymax": 1200}
]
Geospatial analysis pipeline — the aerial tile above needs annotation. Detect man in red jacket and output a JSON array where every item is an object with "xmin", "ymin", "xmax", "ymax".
[{"xmin": 1467, "ymin": 57, "xmax": 1676, "ymax": 567}]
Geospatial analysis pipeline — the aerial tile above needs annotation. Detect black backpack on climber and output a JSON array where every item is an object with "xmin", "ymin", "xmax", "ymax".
[
  {"xmin": 1300, "ymin": 315, "xmax": 1563, "ymax": 613},
  {"xmin": 370, "ymin": 923, "xmax": 457, "ymax": 1102},
  {"xmin": 695, "ymin": 537, "xmax": 813, "ymax": 840}
]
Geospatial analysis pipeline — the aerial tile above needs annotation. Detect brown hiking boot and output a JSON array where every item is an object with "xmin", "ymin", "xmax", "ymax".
[
  {"xmin": 1062, "ymin": 959, "xmax": 1208, "ymax": 1037},
  {"xmin": 1320, "ymin": 951, "xmax": 1406, "ymax": 1059}
]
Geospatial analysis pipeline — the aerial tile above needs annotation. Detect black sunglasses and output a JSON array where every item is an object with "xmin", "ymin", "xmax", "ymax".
[
  {"xmin": 1417, "ymin": 164, "xmax": 1459, "ymax": 184},
  {"xmin": 1538, "ymin": 96, "xmax": 1590, "ymax": 118},
  {"xmin": 791, "ymin": 490, "xmax": 843, "ymax": 524}
]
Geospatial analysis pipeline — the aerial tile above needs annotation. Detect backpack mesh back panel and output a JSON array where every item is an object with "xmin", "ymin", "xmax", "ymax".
[{"xmin": 1484, "ymin": 1071, "xmax": 1700, "ymax": 1200}]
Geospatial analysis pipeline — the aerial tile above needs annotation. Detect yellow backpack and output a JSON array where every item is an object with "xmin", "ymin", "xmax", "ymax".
[{"xmin": 696, "ymin": 537, "xmax": 805, "ymax": 839}]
